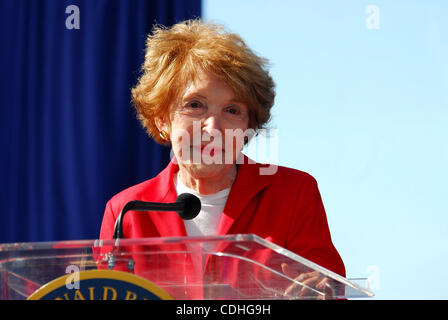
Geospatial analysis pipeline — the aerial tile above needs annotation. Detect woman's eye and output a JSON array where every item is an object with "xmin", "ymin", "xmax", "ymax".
[
  {"xmin": 189, "ymin": 101, "xmax": 201, "ymax": 109},
  {"xmin": 181, "ymin": 101, "xmax": 205, "ymax": 114},
  {"xmin": 226, "ymin": 106, "xmax": 241, "ymax": 115}
]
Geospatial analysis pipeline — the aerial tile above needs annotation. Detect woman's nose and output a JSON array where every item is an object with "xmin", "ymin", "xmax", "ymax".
[
  {"xmin": 200, "ymin": 113, "xmax": 224, "ymax": 146},
  {"xmin": 202, "ymin": 113, "xmax": 222, "ymax": 132}
]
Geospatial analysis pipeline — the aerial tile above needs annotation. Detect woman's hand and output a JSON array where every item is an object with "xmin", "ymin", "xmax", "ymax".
[{"xmin": 281, "ymin": 263, "xmax": 335, "ymax": 300}]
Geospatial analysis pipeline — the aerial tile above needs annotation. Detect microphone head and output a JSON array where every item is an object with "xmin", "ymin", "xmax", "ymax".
[{"xmin": 176, "ymin": 193, "xmax": 201, "ymax": 220}]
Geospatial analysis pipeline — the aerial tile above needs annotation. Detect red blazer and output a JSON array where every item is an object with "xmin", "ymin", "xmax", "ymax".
[{"xmin": 100, "ymin": 156, "xmax": 345, "ymax": 277}]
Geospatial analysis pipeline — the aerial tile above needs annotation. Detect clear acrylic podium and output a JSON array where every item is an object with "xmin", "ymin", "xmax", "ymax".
[{"xmin": 0, "ymin": 234, "xmax": 373, "ymax": 300}]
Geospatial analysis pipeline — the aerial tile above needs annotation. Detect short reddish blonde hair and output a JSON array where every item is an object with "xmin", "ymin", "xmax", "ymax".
[{"xmin": 131, "ymin": 19, "xmax": 275, "ymax": 144}]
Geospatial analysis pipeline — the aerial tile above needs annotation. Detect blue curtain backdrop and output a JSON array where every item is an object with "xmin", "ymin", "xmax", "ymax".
[{"xmin": 0, "ymin": 0, "xmax": 201, "ymax": 243}]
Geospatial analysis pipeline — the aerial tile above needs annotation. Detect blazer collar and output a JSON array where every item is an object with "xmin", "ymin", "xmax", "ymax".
[
  {"xmin": 156, "ymin": 157, "xmax": 179, "ymax": 203},
  {"xmin": 217, "ymin": 155, "xmax": 272, "ymax": 235},
  {"xmin": 154, "ymin": 155, "xmax": 272, "ymax": 235}
]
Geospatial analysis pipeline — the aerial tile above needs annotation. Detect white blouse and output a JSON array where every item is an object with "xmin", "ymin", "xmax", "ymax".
[{"xmin": 175, "ymin": 172, "xmax": 230, "ymax": 236}]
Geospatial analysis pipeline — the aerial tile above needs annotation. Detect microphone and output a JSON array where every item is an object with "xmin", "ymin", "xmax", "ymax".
[{"xmin": 112, "ymin": 193, "xmax": 201, "ymax": 239}]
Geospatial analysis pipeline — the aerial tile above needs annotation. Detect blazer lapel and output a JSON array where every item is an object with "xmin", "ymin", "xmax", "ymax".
[
  {"xmin": 217, "ymin": 156, "xmax": 271, "ymax": 235},
  {"xmin": 148, "ymin": 158, "xmax": 188, "ymax": 237}
]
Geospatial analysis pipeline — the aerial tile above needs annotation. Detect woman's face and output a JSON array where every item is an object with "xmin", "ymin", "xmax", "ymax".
[{"xmin": 163, "ymin": 71, "xmax": 250, "ymax": 179}]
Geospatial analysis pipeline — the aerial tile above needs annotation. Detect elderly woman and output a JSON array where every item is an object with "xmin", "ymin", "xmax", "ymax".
[{"xmin": 99, "ymin": 19, "xmax": 345, "ymax": 297}]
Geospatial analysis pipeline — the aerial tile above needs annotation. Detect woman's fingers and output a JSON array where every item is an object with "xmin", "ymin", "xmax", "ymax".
[
  {"xmin": 283, "ymin": 271, "xmax": 318, "ymax": 297},
  {"xmin": 315, "ymin": 277, "xmax": 335, "ymax": 300},
  {"xmin": 283, "ymin": 270, "xmax": 334, "ymax": 299}
]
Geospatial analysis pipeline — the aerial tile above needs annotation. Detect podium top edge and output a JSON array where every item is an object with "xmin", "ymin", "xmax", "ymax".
[{"xmin": 0, "ymin": 234, "xmax": 259, "ymax": 251}]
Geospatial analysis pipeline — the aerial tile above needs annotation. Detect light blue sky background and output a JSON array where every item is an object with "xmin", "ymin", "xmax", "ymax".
[{"xmin": 203, "ymin": 0, "xmax": 448, "ymax": 299}]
